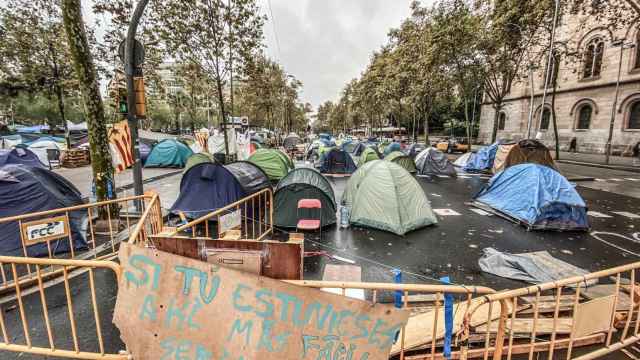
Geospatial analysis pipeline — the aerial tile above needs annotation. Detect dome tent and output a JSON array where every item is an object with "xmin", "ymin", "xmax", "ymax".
[
  {"xmin": 504, "ymin": 139, "xmax": 557, "ymax": 171},
  {"xmin": 248, "ymin": 148, "xmax": 293, "ymax": 181},
  {"xmin": 319, "ymin": 148, "xmax": 357, "ymax": 174},
  {"xmin": 184, "ymin": 152, "xmax": 214, "ymax": 173},
  {"xmin": 342, "ymin": 160, "xmax": 437, "ymax": 235},
  {"xmin": 406, "ymin": 143, "xmax": 427, "ymax": 159},
  {"xmin": 274, "ymin": 168, "xmax": 336, "ymax": 228},
  {"xmin": 453, "ymin": 152, "xmax": 473, "ymax": 167},
  {"xmin": 472, "ymin": 164, "xmax": 589, "ymax": 231},
  {"xmin": 358, "ymin": 147, "xmax": 380, "ymax": 167},
  {"xmin": 0, "ymin": 165, "xmax": 87, "ymax": 256},
  {"xmin": 384, "ymin": 151, "xmax": 416, "ymax": 173},
  {"xmin": 170, "ymin": 161, "xmax": 270, "ymax": 218},
  {"xmin": 415, "ymin": 148, "xmax": 457, "ymax": 177},
  {"xmin": 27, "ymin": 138, "xmax": 62, "ymax": 165},
  {"xmin": 464, "ymin": 141, "xmax": 500, "ymax": 172},
  {"xmin": 382, "ymin": 142, "xmax": 401, "ymax": 156},
  {"xmin": 492, "ymin": 140, "xmax": 517, "ymax": 173},
  {"xmin": 0, "ymin": 148, "xmax": 45, "ymax": 168},
  {"xmin": 144, "ymin": 139, "xmax": 193, "ymax": 168}
]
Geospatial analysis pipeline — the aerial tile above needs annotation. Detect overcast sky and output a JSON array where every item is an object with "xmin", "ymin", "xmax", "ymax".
[{"xmin": 257, "ymin": 0, "xmax": 415, "ymax": 109}]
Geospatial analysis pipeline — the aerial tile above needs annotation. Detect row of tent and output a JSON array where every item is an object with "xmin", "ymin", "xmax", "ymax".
[{"xmin": 456, "ymin": 139, "xmax": 557, "ymax": 174}]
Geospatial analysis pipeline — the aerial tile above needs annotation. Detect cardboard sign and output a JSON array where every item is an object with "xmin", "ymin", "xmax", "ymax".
[
  {"xmin": 114, "ymin": 244, "xmax": 409, "ymax": 360},
  {"xmin": 219, "ymin": 210, "xmax": 242, "ymax": 234},
  {"xmin": 20, "ymin": 215, "xmax": 69, "ymax": 246}
]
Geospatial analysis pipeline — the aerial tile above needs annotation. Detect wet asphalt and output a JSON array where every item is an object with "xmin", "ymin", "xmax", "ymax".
[{"xmin": 3, "ymin": 162, "xmax": 640, "ymax": 358}]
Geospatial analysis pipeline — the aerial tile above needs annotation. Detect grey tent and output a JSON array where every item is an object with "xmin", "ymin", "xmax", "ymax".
[
  {"xmin": 342, "ymin": 160, "xmax": 437, "ymax": 235},
  {"xmin": 274, "ymin": 168, "xmax": 336, "ymax": 228},
  {"xmin": 415, "ymin": 148, "xmax": 457, "ymax": 177}
]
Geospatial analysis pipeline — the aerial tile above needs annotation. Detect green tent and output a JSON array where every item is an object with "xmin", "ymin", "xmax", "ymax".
[
  {"xmin": 342, "ymin": 160, "xmax": 437, "ymax": 235},
  {"xmin": 144, "ymin": 139, "xmax": 194, "ymax": 168},
  {"xmin": 358, "ymin": 147, "xmax": 380, "ymax": 167},
  {"xmin": 184, "ymin": 152, "xmax": 214, "ymax": 173},
  {"xmin": 274, "ymin": 168, "xmax": 336, "ymax": 228},
  {"xmin": 385, "ymin": 151, "xmax": 417, "ymax": 173},
  {"xmin": 248, "ymin": 148, "xmax": 293, "ymax": 181}
]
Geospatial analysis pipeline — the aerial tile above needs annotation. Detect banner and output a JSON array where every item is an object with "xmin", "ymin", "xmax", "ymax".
[
  {"xmin": 109, "ymin": 120, "xmax": 133, "ymax": 173},
  {"xmin": 114, "ymin": 244, "xmax": 409, "ymax": 360}
]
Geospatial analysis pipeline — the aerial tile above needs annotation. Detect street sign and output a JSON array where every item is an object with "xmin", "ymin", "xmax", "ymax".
[
  {"xmin": 20, "ymin": 215, "xmax": 69, "ymax": 246},
  {"xmin": 118, "ymin": 39, "xmax": 145, "ymax": 68}
]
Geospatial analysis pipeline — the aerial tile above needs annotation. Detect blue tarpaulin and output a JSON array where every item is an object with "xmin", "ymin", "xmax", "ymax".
[
  {"xmin": 383, "ymin": 142, "xmax": 401, "ymax": 156},
  {"xmin": 0, "ymin": 148, "xmax": 45, "ymax": 168},
  {"xmin": 464, "ymin": 142, "xmax": 499, "ymax": 172},
  {"xmin": 473, "ymin": 164, "xmax": 589, "ymax": 231}
]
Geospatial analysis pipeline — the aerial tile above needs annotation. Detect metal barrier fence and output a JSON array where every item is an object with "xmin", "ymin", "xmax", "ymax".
[
  {"xmin": 168, "ymin": 188, "xmax": 273, "ymax": 241},
  {"xmin": 0, "ymin": 255, "xmax": 127, "ymax": 359},
  {"xmin": 0, "ymin": 193, "xmax": 160, "ymax": 293}
]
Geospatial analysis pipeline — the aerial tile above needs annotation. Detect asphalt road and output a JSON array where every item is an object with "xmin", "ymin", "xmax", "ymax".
[{"xmin": 4, "ymin": 160, "xmax": 640, "ymax": 359}]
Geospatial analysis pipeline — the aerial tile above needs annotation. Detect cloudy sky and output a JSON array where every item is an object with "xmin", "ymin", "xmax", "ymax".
[{"xmin": 257, "ymin": 0, "xmax": 415, "ymax": 109}]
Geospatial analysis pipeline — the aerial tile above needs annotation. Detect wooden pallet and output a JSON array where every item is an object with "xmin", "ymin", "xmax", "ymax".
[{"xmin": 62, "ymin": 149, "xmax": 91, "ymax": 168}]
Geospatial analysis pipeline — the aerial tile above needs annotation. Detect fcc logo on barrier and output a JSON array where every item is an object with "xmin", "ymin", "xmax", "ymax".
[{"xmin": 20, "ymin": 216, "xmax": 69, "ymax": 246}]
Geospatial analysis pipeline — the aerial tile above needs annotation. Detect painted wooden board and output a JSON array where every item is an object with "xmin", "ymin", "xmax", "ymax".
[
  {"xmin": 114, "ymin": 244, "xmax": 409, "ymax": 360},
  {"xmin": 573, "ymin": 295, "xmax": 616, "ymax": 337},
  {"xmin": 321, "ymin": 264, "xmax": 365, "ymax": 300}
]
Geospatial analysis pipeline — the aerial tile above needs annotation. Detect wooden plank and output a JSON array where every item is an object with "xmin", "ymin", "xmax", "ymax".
[
  {"xmin": 582, "ymin": 284, "xmax": 633, "ymax": 311},
  {"xmin": 518, "ymin": 295, "xmax": 575, "ymax": 314},
  {"xmin": 405, "ymin": 333, "xmax": 606, "ymax": 360},
  {"xmin": 475, "ymin": 318, "xmax": 574, "ymax": 334},
  {"xmin": 573, "ymin": 295, "xmax": 616, "ymax": 337}
]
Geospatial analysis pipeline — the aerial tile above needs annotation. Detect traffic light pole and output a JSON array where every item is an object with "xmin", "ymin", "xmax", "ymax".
[{"xmin": 125, "ymin": 0, "xmax": 149, "ymax": 210}]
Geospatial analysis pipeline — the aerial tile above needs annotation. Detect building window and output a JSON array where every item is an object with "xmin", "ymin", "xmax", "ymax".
[
  {"xmin": 498, "ymin": 112, "xmax": 506, "ymax": 130},
  {"xmin": 583, "ymin": 38, "xmax": 604, "ymax": 79},
  {"xmin": 629, "ymin": 101, "xmax": 640, "ymax": 129},
  {"xmin": 540, "ymin": 108, "xmax": 551, "ymax": 130},
  {"xmin": 576, "ymin": 105, "xmax": 592, "ymax": 129}
]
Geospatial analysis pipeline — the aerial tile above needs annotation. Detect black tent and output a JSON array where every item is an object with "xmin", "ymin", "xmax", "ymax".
[
  {"xmin": 0, "ymin": 165, "xmax": 87, "ymax": 256},
  {"xmin": 170, "ymin": 161, "xmax": 271, "ymax": 218},
  {"xmin": 319, "ymin": 148, "xmax": 357, "ymax": 174},
  {"xmin": 0, "ymin": 148, "xmax": 45, "ymax": 168},
  {"xmin": 274, "ymin": 168, "xmax": 336, "ymax": 228},
  {"xmin": 415, "ymin": 147, "xmax": 457, "ymax": 177},
  {"xmin": 406, "ymin": 143, "xmax": 427, "ymax": 159}
]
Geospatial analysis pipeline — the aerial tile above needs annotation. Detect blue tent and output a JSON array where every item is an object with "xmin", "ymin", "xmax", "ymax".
[
  {"xmin": 170, "ymin": 161, "xmax": 271, "ymax": 218},
  {"xmin": 139, "ymin": 142, "xmax": 152, "ymax": 165},
  {"xmin": 473, "ymin": 164, "xmax": 589, "ymax": 231},
  {"xmin": 0, "ymin": 165, "xmax": 87, "ymax": 256},
  {"xmin": 0, "ymin": 148, "xmax": 45, "ymax": 168},
  {"xmin": 464, "ymin": 141, "xmax": 500, "ymax": 172},
  {"xmin": 144, "ymin": 139, "xmax": 193, "ymax": 168},
  {"xmin": 319, "ymin": 148, "xmax": 357, "ymax": 174},
  {"xmin": 383, "ymin": 142, "xmax": 401, "ymax": 156}
]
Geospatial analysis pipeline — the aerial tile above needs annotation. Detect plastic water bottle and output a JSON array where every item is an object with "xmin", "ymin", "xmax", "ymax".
[{"xmin": 339, "ymin": 205, "xmax": 350, "ymax": 229}]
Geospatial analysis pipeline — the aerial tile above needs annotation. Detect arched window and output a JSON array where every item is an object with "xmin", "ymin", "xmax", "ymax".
[
  {"xmin": 540, "ymin": 108, "xmax": 551, "ymax": 130},
  {"xmin": 498, "ymin": 112, "xmax": 506, "ymax": 130},
  {"xmin": 583, "ymin": 38, "xmax": 604, "ymax": 79},
  {"xmin": 628, "ymin": 101, "xmax": 640, "ymax": 129},
  {"xmin": 576, "ymin": 105, "xmax": 592, "ymax": 129}
]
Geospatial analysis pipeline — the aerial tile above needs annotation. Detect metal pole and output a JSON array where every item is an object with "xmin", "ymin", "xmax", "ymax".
[
  {"xmin": 527, "ymin": 64, "xmax": 535, "ymax": 138},
  {"xmin": 605, "ymin": 43, "xmax": 632, "ymax": 164},
  {"xmin": 538, "ymin": 0, "xmax": 560, "ymax": 130},
  {"xmin": 125, "ymin": 0, "xmax": 149, "ymax": 208},
  {"xmin": 471, "ymin": 88, "xmax": 477, "ymax": 146}
]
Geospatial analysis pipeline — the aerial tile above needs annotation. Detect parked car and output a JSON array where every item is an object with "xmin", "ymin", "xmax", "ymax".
[{"xmin": 436, "ymin": 137, "xmax": 470, "ymax": 153}]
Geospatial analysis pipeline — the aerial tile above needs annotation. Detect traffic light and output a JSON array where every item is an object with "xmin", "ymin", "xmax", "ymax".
[{"xmin": 118, "ymin": 88, "xmax": 128, "ymax": 114}]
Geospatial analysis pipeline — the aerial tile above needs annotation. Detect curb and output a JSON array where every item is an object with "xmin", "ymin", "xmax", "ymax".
[{"xmin": 557, "ymin": 160, "xmax": 640, "ymax": 173}]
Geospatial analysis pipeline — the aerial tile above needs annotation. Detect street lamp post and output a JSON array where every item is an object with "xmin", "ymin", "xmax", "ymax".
[
  {"xmin": 605, "ymin": 40, "xmax": 636, "ymax": 164},
  {"xmin": 506, "ymin": 22, "xmax": 537, "ymax": 139},
  {"xmin": 538, "ymin": 0, "xmax": 560, "ymax": 132}
]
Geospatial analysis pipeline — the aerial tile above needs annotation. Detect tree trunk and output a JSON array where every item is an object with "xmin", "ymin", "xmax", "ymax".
[
  {"xmin": 491, "ymin": 103, "xmax": 502, "ymax": 143},
  {"xmin": 61, "ymin": 0, "xmax": 114, "ymax": 204},
  {"xmin": 49, "ymin": 42, "xmax": 70, "ymax": 149}
]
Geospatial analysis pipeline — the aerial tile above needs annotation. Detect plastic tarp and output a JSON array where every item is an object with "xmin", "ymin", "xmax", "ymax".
[
  {"xmin": 320, "ymin": 148, "xmax": 357, "ymax": 174},
  {"xmin": 207, "ymin": 128, "xmax": 238, "ymax": 155},
  {"xmin": 27, "ymin": 139, "xmax": 62, "ymax": 165},
  {"xmin": 385, "ymin": 151, "xmax": 416, "ymax": 173},
  {"xmin": 464, "ymin": 142, "xmax": 499, "ymax": 172},
  {"xmin": 473, "ymin": 164, "xmax": 589, "ymax": 231},
  {"xmin": 478, "ymin": 247, "xmax": 590, "ymax": 284},
  {"xmin": 492, "ymin": 143, "xmax": 517, "ymax": 174},
  {"xmin": 0, "ymin": 165, "xmax": 87, "ymax": 256},
  {"xmin": 274, "ymin": 168, "xmax": 337, "ymax": 228},
  {"xmin": 17, "ymin": 125, "xmax": 50, "ymax": 133},
  {"xmin": 453, "ymin": 152, "xmax": 472, "ymax": 167},
  {"xmin": 358, "ymin": 147, "xmax": 380, "ymax": 167},
  {"xmin": 184, "ymin": 153, "xmax": 214, "ymax": 173},
  {"xmin": 415, "ymin": 148, "xmax": 457, "ymax": 177},
  {"xmin": 342, "ymin": 160, "xmax": 437, "ymax": 235},
  {"xmin": 248, "ymin": 149, "xmax": 293, "ymax": 181},
  {"xmin": 170, "ymin": 162, "xmax": 270, "ymax": 218},
  {"xmin": 0, "ymin": 148, "xmax": 46, "ymax": 168},
  {"xmin": 144, "ymin": 139, "xmax": 193, "ymax": 168}
]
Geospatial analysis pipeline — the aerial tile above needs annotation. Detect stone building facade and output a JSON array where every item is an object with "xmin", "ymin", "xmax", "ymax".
[{"xmin": 478, "ymin": 0, "xmax": 640, "ymax": 154}]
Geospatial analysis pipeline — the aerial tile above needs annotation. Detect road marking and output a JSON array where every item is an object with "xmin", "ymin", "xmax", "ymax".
[
  {"xmin": 588, "ymin": 211, "xmax": 612, "ymax": 218},
  {"xmin": 457, "ymin": 175, "xmax": 471, "ymax": 179},
  {"xmin": 625, "ymin": 178, "xmax": 640, "ymax": 182},
  {"xmin": 469, "ymin": 208, "xmax": 490, "ymax": 216},
  {"xmin": 430, "ymin": 193, "xmax": 442, "ymax": 197},
  {"xmin": 609, "ymin": 178, "xmax": 624, "ymax": 181},
  {"xmin": 436, "ymin": 175, "xmax": 450, "ymax": 178},
  {"xmin": 612, "ymin": 211, "xmax": 640, "ymax": 219},
  {"xmin": 433, "ymin": 208, "xmax": 462, "ymax": 216},
  {"xmin": 594, "ymin": 178, "xmax": 606, "ymax": 182}
]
